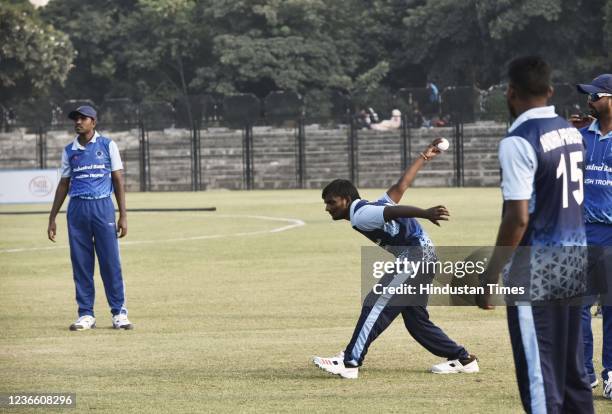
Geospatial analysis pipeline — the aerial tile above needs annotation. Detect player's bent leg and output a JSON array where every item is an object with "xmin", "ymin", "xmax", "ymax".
[
  {"xmin": 343, "ymin": 299, "xmax": 402, "ymax": 368},
  {"xmin": 342, "ymin": 273, "xmax": 408, "ymax": 367},
  {"xmin": 312, "ymin": 274, "xmax": 404, "ymax": 378},
  {"xmin": 67, "ymin": 199, "xmax": 96, "ymax": 322},
  {"xmin": 400, "ymin": 306, "xmax": 478, "ymax": 373}
]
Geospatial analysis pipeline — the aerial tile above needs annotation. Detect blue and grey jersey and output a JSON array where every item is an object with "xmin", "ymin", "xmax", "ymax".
[
  {"xmin": 61, "ymin": 132, "xmax": 123, "ymax": 199},
  {"xmin": 349, "ymin": 193, "xmax": 433, "ymax": 257},
  {"xmin": 499, "ymin": 106, "xmax": 587, "ymax": 301},
  {"xmin": 580, "ymin": 121, "xmax": 612, "ymax": 225}
]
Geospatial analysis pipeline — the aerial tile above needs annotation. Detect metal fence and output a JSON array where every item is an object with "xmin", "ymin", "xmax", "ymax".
[{"xmin": 0, "ymin": 85, "xmax": 588, "ymax": 191}]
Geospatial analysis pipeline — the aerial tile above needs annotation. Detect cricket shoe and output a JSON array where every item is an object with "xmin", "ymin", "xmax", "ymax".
[
  {"xmin": 590, "ymin": 378, "xmax": 599, "ymax": 389},
  {"xmin": 312, "ymin": 351, "xmax": 358, "ymax": 379},
  {"xmin": 604, "ymin": 372, "xmax": 612, "ymax": 399},
  {"xmin": 69, "ymin": 315, "xmax": 96, "ymax": 331},
  {"xmin": 431, "ymin": 354, "xmax": 479, "ymax": 374},
  {"xmin": 112, "ymin": 313, "xmax": 133, "ymax": 330}
]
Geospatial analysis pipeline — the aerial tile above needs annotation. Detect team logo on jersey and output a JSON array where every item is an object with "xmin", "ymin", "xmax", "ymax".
[
  {"xmin": 96, "ymin": 150, "xmax": 104, "ymax": 158},
  {"xmin": 383, "ymin": 221, "xmax": 400, "ymax": 236}
]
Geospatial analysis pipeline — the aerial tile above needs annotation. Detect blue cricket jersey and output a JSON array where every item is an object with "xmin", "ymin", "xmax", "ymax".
[
  {"xmin": 350, "ymin": 193, "xmax": 434, "ymax": 258},
  {"xmin": 580, "ymin": 121, "xmax": 612, "ymax": 225},
  {"xmin": 499, "ymin": 106, "xmax": 587, "ymax": 301},
  {"xmin": 63, "ymin": 134, "xmax": 117, "ymax": 199}
]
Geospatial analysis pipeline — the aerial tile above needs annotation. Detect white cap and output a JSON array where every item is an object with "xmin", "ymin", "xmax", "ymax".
[{"xmin": 391, "ymin": 109, "xmax": 401, "ymax": 117}]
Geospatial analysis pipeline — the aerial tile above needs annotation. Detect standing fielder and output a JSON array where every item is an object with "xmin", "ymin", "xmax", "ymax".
[
  {"xmin": 313, "ymin": 138, "xmax": 479, "ymax": 379},
  {"xmin": 47, "ymin": 105, "xmax": 133, "ymax": 331},
  {"xmin": 478, "ymin": 56, "xmax": 593, "ymax": 413},
  {"xmin": 571, "ymin": 74, "xmax": 612, "ymax": 398}
]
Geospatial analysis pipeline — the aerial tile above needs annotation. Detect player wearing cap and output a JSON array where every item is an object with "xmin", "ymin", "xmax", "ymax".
[
  {"xmin": 571, "ymin": 74, "xmax": 612, "ymax": 399},
  {"xmin": 312, "ymin": 138, "xmax": 479, "ymax": 379},
  {"xmin": 47, "ymin": 105, "xmax": 133, "ymax": 331},
  {"xmin": 478, "ymin": 56, "xmax": 593, "ymax": 413}
]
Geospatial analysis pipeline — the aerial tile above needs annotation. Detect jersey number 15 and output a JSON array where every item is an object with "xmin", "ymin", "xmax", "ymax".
[{"xmin": 556, "ymin": 151, "xmax": 584, "ymax": 208}]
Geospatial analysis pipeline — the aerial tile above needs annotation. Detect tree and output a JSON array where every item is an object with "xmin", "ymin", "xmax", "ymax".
[
  {"xmin": 400, "ymin": 0, "xmax": 608, "ymax": 87},
  {"xmin": 41, "ymin": 0, "xmax": 139, "ymax": 103},
  {"xmin": 0, "ymin": 0, "xmax": 74, "ymax": 104}
]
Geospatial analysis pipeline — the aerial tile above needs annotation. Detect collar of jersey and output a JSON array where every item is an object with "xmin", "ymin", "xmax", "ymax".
[
  {"xmin": 508, "ymin": 105, "xmax": 557, "ymax": 133},
  {"xmin": 349, "ymin": 198, "xmax": 362, "ymax": 222},
  {"xmin": 71, "ymin": 131, "xmax": 100, "ymax": 150},
  {"xmin": 587, "ymin": 120, "xmax": 612, "ymax": 141}
]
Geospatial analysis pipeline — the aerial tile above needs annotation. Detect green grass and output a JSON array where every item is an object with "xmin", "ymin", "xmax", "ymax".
[{"xmin": 0, "ymin": 189, "xmax": 606, "ymax": 413}]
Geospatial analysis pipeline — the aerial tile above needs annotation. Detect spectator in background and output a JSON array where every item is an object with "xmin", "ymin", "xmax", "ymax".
[
  {"xmin": 371, "ymin": 109, "xmax": 402, "ymax": 131},
  {"xmin": 411, "ymin": 104, "xmax": 425, "ymax": 128},
  {"xmin": 356, "ymin": 109, "xmax": 371, "ymax": 129},
  {"xmin": 7, "ymin": 107, "xmax": 16, "ymax": 128},
  {"xmin": 427, "ymin": 82, "xmax": 439, "ymax": 103},
  {"xmin": 367, "ymin": 107, "xmax": 379, "ymax": 124},
  {"xmin": 426, "ymin": 81, "xmax": 440, "ymax": 116}
]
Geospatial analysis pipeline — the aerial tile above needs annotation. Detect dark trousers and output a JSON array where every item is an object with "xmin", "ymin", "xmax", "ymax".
[
  {"xmin": 343, "ymin": 271, "xmax": 468, "ymax": 367},
  {"xmin": 507, "ymin": 305, "xmax": 593, "ymax": 414}
]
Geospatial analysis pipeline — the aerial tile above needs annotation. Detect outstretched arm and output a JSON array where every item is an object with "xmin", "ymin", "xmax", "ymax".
[
  {"xmin": 383, "ymin": 204, "xmax": 449, "ymax": 226},
  {"xmin": 386, "ymin": 138, "xmax": 445, "ymax": 203}
]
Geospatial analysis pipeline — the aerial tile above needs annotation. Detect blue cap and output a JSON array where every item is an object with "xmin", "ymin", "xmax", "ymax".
[
  {"xmin": 576, "ymin": 74, "xmax": 612, "ymax": 94},
  {"xmin": 68, "ymin": 105, "xmax": 97, "ymax": 120}
]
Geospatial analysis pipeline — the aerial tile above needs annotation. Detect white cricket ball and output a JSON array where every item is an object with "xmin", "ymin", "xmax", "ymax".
[{"xmin": 436, "ymin": 138, "xmax": 450, "ymax": 151}]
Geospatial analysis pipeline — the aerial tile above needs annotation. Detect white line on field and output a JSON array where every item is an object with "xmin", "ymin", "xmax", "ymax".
[{"xmin": 0, "ymin": 214, "xmax": 306, "ymax": 254}]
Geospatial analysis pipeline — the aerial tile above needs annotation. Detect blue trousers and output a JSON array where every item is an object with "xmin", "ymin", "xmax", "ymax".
[
  {"xmin": 67, "ymin": 197, "xmax": 126, "ymax": 317},
  {"xmin": 581, "ymin": 222, "xmax": 612, "ymax": 383},
  {"xmin": 508, "ymin": 305, "xmax": 593, "ymax": 414},
  {"xmin": 582, "ymin": 305, "xmax": 612, "ymax": 383},
  {"xmin": 343, "ymin": 271, "xmax": 468, "ymax": 367}
]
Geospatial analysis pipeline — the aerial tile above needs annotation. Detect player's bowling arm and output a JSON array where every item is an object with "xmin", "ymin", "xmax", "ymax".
[
  {"xmin": 385, "ymin": 158, "xmax": 426, "ymax": 203},
  {"xmin": 386, "ymin": 140, "xmax": 443, "ymax": 203},
  {"xmin": 47, "ymin": 177, "xmax": 70, "ymax": 242}
]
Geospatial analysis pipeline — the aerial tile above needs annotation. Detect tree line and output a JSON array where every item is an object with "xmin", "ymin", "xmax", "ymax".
[{"xmin": 1, "ymin": 0, "xmax": 611, "ymax": 116}]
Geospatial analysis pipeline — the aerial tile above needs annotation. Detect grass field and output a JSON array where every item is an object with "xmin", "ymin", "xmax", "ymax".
[{"xmin": 0, "ymin": 188, "xmax": 607, "ymax": 413}]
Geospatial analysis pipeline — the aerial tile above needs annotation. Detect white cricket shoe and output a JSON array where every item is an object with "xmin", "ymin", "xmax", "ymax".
[
  {"xmin": 69, "ymin": 315, "xmax": 96, "ymax": 331},
  {"xmin": 312, "ymin": 351, "xmax": 358, "ymax": 379},
  {"xmin": 431, "ymin": 354, "xmax": 479, "ymax": 374},
  {"xmin": 112, "ymin": 313, "xmax": 133, "ymax": 330},
  {"xmin": 604, "ymin": 372, "xmax": 612, "ymax": 399},
  {"xmin": 591, "ymin": 378, "xmax": 599, "ymax": 389}
]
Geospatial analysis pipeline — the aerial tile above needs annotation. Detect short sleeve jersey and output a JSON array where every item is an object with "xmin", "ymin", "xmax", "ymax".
[
  {"xmin": 580, "ymin": 121, "xmax": 612, "ymax": 224},
  {"xmin": 349, "ymin": 193, "xmax": 433, "ymax": 257},
  {"xmin": 61, "ymin": 132, "xmax": 123, "ymax": 199},
  {"xmin": 499, "ymin": 106, "xmax": 587, "ymax": 301}
]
